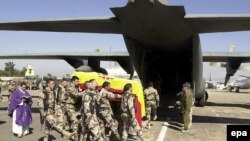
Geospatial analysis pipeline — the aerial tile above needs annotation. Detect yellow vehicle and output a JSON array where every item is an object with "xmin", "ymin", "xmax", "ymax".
[{"xmin": 73, "ymin": 71, "xmax": 145, "ymax": 127}]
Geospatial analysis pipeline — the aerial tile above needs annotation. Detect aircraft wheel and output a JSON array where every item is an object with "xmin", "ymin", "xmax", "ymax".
[
  {"xmin": 235, "ymin": 88, "xmax": 240, "ymax": 93},
  {"xmin": 205, "ymin": 91, "xmax": 208, "ymax": 101},
  {"xmin": 197, "ymin": 92, "xmax": 206, "ymax": 107},
  {"xmin": 227, "ymin": 87, "xmax": 233, "ymax": 92}
]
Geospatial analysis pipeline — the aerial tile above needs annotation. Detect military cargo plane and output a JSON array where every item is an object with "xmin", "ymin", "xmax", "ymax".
[
  {"xmin": 227, "ymin": 75, "xmax": 250, "ymax": 92},
  {"xmin": 207, "ymin": 45, "xmax": 250, "ymax": 86},
  {"xmin": 1, "ymin": 0, "xmax": 250, "ymax": 106}
]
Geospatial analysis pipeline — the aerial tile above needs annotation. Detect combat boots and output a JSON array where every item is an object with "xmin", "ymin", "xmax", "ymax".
[
  {"xmin": 145, "ymin": 119, "xmax": 151, "ymax": 129},
  {"xmin": 147, "ymin": 123, "xmax": 151, "ymax": 129}
]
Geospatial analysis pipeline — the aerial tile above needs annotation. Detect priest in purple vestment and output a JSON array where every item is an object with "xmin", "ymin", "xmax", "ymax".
[{"xmin": 8, "ymin": 82, "xmax": 32, "ymax": 138}]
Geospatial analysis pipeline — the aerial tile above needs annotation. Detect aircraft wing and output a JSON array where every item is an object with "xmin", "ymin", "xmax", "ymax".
[
  {"xmin": 0, "ymin": 17, "xmax": 121, "ymax": 34},
  {"xmin": 203, "ymin": 51, "xmax": 250, "ymax": 85},
  {"xmin": 1, "ymin": 14, "xmax": 250, "ymax": 34},
  {"xmin": 203, "ymin": 52, "xmax": 250, "ymax": 62},
  {"xmin": 185, "ymin": 14, "xmax": 250, "ymax": 33},
  {"xmin": 0, "ymin": 51, "xmax": 133, "ymax": 74},
  {"xmin": 0, "ymin": 51, "xmax": 129, "ymax": 60}
]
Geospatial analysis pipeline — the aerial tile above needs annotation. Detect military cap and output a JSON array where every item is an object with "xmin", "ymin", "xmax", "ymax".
[{"xmin": 182, "ymin": 82, "xmax": 191, "ymax": 88}]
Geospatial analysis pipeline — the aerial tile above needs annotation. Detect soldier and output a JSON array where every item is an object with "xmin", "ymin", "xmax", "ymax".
[
  {"xmin": 55, "ymin": 78, "xmax": 70, "ymax": 138},
  {"xmin": 79, "ymin": 80, "xmax": 91, "ymax": 141},
  {"xmin": 56, "ymin": 78, "xmax": 69, "ymax": 107},
  {"xmin": 0, "ymin": 91, "xmax": 2, "ymax": 102},
  {"xmin": 0, "ymin": 80, "xmax": 2, "ymax": 95},
  {"xmin": 82, "ymin": 79, "xmax": 105, "ymax": 141},
  {"xmin": 144, "ymin": 82, "xmax": 160, "ymax": 129},
  {"xmin": 98, "ymin": 81, "xmax": 121, "ymax": 140},
  {"xmin": 64, "ymin": 76, "xmax": 82, "ymax": 140},
  {"xmin": 121, "ymin": 83, "xmax": 143, "ymax": 141},
  {"xmin": 37, "ymin": 78, "xmax": 73, "ymax": 141},
  {"xmin": 0, "ymin": 81, "xmax": 2, "ymax": 102},
  {"xmin": 7, "ymin": 80, "xmax": 16, "ymax": 102},
  {"xmin": 176, "ymin": 82, "xmax": 193, "ymax": 132}
]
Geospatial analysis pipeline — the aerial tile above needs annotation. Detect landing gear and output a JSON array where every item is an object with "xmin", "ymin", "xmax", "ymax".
[
  {"xmin": 228, "ymin": 87, "xmax": 240, "ymax": 93},
  {"xmin": 205, "ymin": 91, "xmax": 208, "ymax": 101},
  {"xmin": 235, "ymin": 87, "xmax": 240, "ymax": 93},
  {"xmin": 197, "ymin": 91, "xmax": 208, "ymax": 107},
  {"xmin": 227, "ymin": 86, "xmax": 233, "ymax": 92}
]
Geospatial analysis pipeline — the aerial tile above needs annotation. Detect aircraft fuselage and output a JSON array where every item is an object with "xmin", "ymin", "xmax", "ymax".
[{"xmin": 112, "ymin": 1, "xmax": 206, "ymax": 106}]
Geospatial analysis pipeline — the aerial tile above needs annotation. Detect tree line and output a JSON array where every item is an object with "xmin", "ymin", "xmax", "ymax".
[{"xmin": 0, "ymin": 62, "xmax": 26, "ymax": 77}]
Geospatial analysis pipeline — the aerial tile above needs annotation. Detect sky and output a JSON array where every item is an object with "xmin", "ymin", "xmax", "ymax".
[{"xmin": 0, "ymin": 0, "xmax": 250, "ymax": 81}]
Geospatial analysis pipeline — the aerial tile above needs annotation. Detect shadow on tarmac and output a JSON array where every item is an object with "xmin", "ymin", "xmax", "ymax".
[
  {"xmin": 0, "ymin": 121, "xmax": 6, "ymax": 125},
  {"xmin": 0, "ymin": 107, "xmax": 7, "ymax": 111},
  {"xmin": 193, "ymin": 115, "xmax": 250, "ymax": 124},
  {"xmin": 38, "ymin": 135, "xmax": 56, "ymax": 141},
  {"xmin": 31, "ymin": 107, "xmax": 41, "ymax": 114},
  {"xmin": 210, "ymin": 90, "xmax": 250, "ymax": 94},
  {"xmin": 206, "ymin": 102, "xmax": 250, "ymax": 109},
  {"xmin": 168, "ymin": 125, "xmax": 182, "ymax": 131}
]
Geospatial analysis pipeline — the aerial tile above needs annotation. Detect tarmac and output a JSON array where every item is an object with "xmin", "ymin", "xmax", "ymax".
[{"xmin": 0, "ymin": 89, "xmax": 250, "ymax": 141}]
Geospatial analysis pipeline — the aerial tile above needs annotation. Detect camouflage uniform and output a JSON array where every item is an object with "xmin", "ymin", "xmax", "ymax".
[
  {"xmin": 38, "ymin": 87, "xmax": 73, "ymax": 141},
  {"xmin": 0, "ymin": 92, "xmax": 2, "ymax": 102},
  {"xmin": 79, "ymin": 88, "xmax": 90, "ymax": 141},
  {"xmin": 0, "ymin": 81, "xmax": 2, "ymax": 95},
  {"xmin": 64, "ymin": 83, "xmax": 82, "ymax": 140},
  {"xmin": 56, "ymin": 84, "xmax": 67, "ymax": 106},
  {"xmin": 82, "ymin": 90, "xmax": 104, "ymax": 141},
  {"xmin": 0, "ymin": 82, "xmax": 2, "ymax": 102},
  {"xmin": 144, "ymin": 86, "xmax": 159, "ymax": 128},
  {"xmin": 55, "ymin": 84, "xmax": 71, "ymax": 137},
  {"xmin": 121, "ymin": 92, "xmax": 143, "ymax": 141},
  {"xmin": 98, "ymin": 88, "xmax": 121, "ymax": 140},
  {"xmin": 178, "ymin": 89, "xmax": 193, "ymax": 130}
]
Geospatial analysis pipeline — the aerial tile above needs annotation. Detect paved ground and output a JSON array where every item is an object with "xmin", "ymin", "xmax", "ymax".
[
  {"xmin": 141, "ymin": 89, "xmax": 250, "ymax": 141},
  {"xmin": 0, "ymin": 89, "xmax": 250, "ymax": 141},
  {"xmin": 0, "ymin": 90, "xmax": 62, "ymax": 141}
]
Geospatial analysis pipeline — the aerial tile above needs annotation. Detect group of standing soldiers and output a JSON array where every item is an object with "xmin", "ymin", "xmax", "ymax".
[
  {"xmin": 0, "ymin": 80, "xmax": 17, "ymax": 104},
  {"xmin": 0, "ymin": 76, "xmax": 193, "ymax": 139},
  {"xmin": 37, "ymin": 76, "xmax": 144, "ymax": 141}
]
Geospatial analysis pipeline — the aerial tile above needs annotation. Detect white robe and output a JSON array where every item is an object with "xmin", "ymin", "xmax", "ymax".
[{"xmin": 12, "ymin": 89, "xmax": 29, "ymax": 135}]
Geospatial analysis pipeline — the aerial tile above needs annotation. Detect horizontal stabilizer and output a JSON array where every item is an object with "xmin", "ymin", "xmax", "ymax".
[
  {"xmin": 0, "ymin": 52, "xmax": 129, "ymax": 60},
  {"xmin": 0, "ymin": 17, "xmax": 121, "ymax": 34},
  {"xmin": 186, "ymin": 14, "xmax": 250, "ymax": 33}
]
